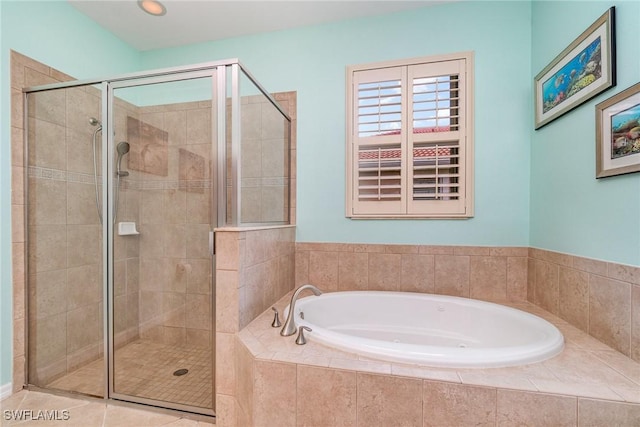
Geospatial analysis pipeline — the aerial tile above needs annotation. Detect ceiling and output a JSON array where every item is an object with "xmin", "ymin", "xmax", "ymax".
[{"xmin": 68, "ymin": 1, "xmax": 443, "ymax": 51}]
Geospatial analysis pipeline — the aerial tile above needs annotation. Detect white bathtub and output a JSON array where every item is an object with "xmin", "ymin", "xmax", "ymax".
[{"xmin": 291, "ymin": 291, "xmax": 564, "ymax": 368}]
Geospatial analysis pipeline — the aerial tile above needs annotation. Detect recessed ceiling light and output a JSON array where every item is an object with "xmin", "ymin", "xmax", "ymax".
[{"xmin": 138, "ymin": 0, "xmax": 166, "ymax": 16}]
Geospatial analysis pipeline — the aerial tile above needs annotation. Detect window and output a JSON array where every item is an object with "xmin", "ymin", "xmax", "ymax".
[{"xmin": 346, "ymin": 53, "xmax": 474, "ymax": 218}]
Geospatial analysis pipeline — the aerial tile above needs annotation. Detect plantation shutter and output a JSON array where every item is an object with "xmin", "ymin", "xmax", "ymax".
[
  {"xmin": 346, "ymin": 53, "xmax": 473, "ymax": 218},
  {"xmin": 351, "ymin": 67, "xmax": 407, "ymax": 215},
  {"xmin": 407, "ymin": 59, "xmax": 467, "ymax": 215}
]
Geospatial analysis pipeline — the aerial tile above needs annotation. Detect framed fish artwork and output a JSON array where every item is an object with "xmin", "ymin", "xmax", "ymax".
[
  {"xmin": 534, "ymin": 7, "xmax": 615, "ymax": 130},
  {"xmin": 596, "ymin": 82, "xmax": 640, "ymax": 178}
]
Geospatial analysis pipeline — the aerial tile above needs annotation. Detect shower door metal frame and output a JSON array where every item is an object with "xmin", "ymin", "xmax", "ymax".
[{"xmin": 105, "ymin": 69, "xmax": 219, "ymax": 416}]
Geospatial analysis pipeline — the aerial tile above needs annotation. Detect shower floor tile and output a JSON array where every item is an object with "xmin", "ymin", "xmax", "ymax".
[{"xmin": 46, "ymin": 340, "xmax": 212, "ymax": 410}]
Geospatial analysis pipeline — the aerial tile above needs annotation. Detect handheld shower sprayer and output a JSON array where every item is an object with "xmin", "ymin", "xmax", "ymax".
[
  {"xmin": 89, "ymin": 116, "xmax": 131, "ymax": 225},
  {"xmin": 113, "ymin": 141, "xmax": 130, "ymax": 224},
  {"xmin": 90, "ymin": 118, "xmax": 103, "ymax": 224},
  {"xmin": 116, "ymin": 141, "xmax": 130, "ymax": 177}
]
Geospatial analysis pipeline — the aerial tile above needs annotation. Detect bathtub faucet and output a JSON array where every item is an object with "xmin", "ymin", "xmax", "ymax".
[{"xmin": 280, "ymin": 284, "xmax": 323, "ymax": 336}]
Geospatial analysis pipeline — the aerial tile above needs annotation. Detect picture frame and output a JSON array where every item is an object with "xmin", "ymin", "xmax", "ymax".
[
  {"xmin": 534, "ymin": 7, "xmax": 615, "ymax": 129},
  {"xmin": 596, "ymin": 82, "xmax": 640, "ymax": 178}
]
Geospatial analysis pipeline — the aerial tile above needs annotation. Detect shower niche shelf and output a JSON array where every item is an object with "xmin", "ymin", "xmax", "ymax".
[{"xmin": 118, "ymin": 222, "xmax": 140, "ymax": 236}]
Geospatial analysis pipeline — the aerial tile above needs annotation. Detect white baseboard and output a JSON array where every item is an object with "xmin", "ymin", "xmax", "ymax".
[{"xmin": 0, "ymin": 382, "xmax": 12, "ymax": 400}]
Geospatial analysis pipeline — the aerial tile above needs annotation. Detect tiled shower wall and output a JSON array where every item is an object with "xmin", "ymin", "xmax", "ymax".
[
  {"xmin": 133, "ymin": 90, "xmax": 296, "ymax": 349},
  {"xmin": 238, "ymin": 93, "xmax": 292, "ymax": 224},
  {"xmin": 12, "ymin": 51, "xmax": 140, "ymax": 387},
  {"xmin": 112, "ymin": 100, "xmax": 142, "ymax": 351},
  {"xmin": 134, "ymin": 101, "xmax": 214, "ymax": 349},
  {"xmin": 226, "ymin": 91, "xmax": 297, "ymax": 225},
  {"xmin": 10, "ymin": 50, "xmax": 49, "ymax": 391}
]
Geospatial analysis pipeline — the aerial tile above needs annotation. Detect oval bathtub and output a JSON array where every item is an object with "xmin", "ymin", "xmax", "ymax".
[{"xmin": 291, "ymin": 291, "xmax": 564, "ymax": 368}]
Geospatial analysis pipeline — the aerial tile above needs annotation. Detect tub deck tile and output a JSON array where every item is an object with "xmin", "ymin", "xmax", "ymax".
[
  {"xmin": 589, "ymin": 349, "xmax": 640, "ymax": 383},
  {"xmin": 608, "ymin": 386, "xmax": 640, "ymax": 404},
  {"xmin": 240, "ymin": 295, "xmax": 640, "ymax": 406},
  {"xmin": 391, "ymin": 364, "xmax": 461, "ymax": 383},
  {"xmin": 329, "ymin": 357, "xmax": 392, "ymax": 375},
  {"xmin": 457, "ymin": 371, "xmax": 539, "ymax": 392},
  {"xmin": 529, "ymin": 377, "xmax": 626, "ymax": 401}
]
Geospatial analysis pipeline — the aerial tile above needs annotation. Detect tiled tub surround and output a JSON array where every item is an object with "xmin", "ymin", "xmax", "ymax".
[
  {"xmin": 295, "ymin": 243, "xmax": 529, "ymax": 305},
  {"xmin": 218, "ymin": 243, "xmax": 640, "ymax": 426},
  {"xmin": 233, "ymin": 293, "xmax": 640, "ymax": 426},
  {"xmin": 528, "ymin": 248, "xmax": 640, "ymax": 363},
  {"xmin": 296, "ymin": 243, "xmax": 640, "ymax": 365}
]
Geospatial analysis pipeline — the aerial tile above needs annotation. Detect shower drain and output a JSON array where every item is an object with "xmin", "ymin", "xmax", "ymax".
[{"xmin": 173, "ymin": 369, "xmax": 189, "ymax": 376}]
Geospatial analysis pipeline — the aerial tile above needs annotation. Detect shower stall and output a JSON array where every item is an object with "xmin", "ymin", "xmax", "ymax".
[{"xmin": 23, "ymin": 60, "xmax": 291, "ymax": 416}]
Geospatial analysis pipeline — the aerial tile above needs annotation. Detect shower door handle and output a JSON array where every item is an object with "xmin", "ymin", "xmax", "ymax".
[{"xmin": 209, "ymin": 231, "xmax": 215, "ymax": 255}]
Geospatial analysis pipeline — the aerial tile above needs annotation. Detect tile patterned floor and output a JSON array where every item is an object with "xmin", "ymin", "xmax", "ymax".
[
  {"xmin": 0, "ymin": 390, "xmax": 214, "ymax": 426},
  {"xmin": 46, "ymin": 340, "xmax": 212, "ymax": 410}
]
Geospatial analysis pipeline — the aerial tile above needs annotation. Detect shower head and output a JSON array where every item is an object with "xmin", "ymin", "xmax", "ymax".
[
  {"xmin": 116, "ymin": 141, "xmax": 130, "ymax": 177},
  {"xmin": 89, "ymin": 117, "xmax": 101, "ymax": 127},
  {"xmin": 117, "ymin": 141, "xmax": 130, "ymax": 156}
]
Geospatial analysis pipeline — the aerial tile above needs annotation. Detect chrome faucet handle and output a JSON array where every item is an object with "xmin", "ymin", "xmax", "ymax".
[
  {"xmin": 271, "ymin": 307, "xmax": 282, "ymax": 328},
  {"xmin": 295, "ymin": 326, "xmax": 312, "ymax": 345}
]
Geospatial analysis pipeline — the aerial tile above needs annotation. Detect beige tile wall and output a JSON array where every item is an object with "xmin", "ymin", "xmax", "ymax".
[
  {"xmin": 13, "ymin": 51, "xmax": 141, "ymax": 387},
  {"xmin": 528, "ymin": 248, "xmax": 640, "ymax": 363},
  {"xmin": 214, "ymin": 226, "xmax": 296, "ymax": 424},
  {"xmin": 295, "ymin": 243, "xmax": 529, "ymax": 302},
  {"xmin": 239, "ymin": 94, "xmax": 287, "ymax": 223},
  {"xmin": 295, "ymin": 242, "xmax": 640, "ymax": 365},
  {"xmin": 227, "ymin": 92, "xmax": 296, "ymax": 225},
  {"xmin": 232, "ymin": 351, "xmax": 640, "ymax": 426},
  {"xmin": 109, "ymin": 99, "xmax": 142, "ymax": 353},
  {"xmin": 274, "ymin": 92, "xmax": 297, "ymax": 226},
  {"xmin": 11, "ymin": 50, "xmax": 52, "ymax": 392},
  {"xmin": 135, "ymin": 101, "xmax": 213, "ymax": 350}
]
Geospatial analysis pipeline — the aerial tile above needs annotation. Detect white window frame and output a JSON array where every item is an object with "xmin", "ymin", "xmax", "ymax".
[{"xmin": 346, "ymin": 52, "xmax": 474, "ymax": 219}]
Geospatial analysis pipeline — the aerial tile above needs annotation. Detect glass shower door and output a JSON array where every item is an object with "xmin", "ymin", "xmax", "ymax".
[
  {"xmin": 109, "ymin": 73, "xmax": 216, "ymax": 414},
  {"xmin": 26, "ymin": 84, "xmax": 106, "ymax": 398}
]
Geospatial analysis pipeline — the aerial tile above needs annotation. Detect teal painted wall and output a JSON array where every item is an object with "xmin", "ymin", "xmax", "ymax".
[
  {"xmin": 0, "ymin": 0, "xmax": 140, "ymax": 386},
  {"xmin": 141, "ymin": 1, "xmax": 533, "ymax": 247},
  {"xmin": 530, "ymin": 1, "xmax": 640, "ymax": 265}
]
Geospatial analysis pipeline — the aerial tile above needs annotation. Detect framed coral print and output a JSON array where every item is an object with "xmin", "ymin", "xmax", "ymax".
[
  {"xmin": 534, "ymin": 7, "xmax": 615, "ymax": 129},
  {"xmin": 596, "ymin": 82, "xmax": 640, "ymax": 178}
]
